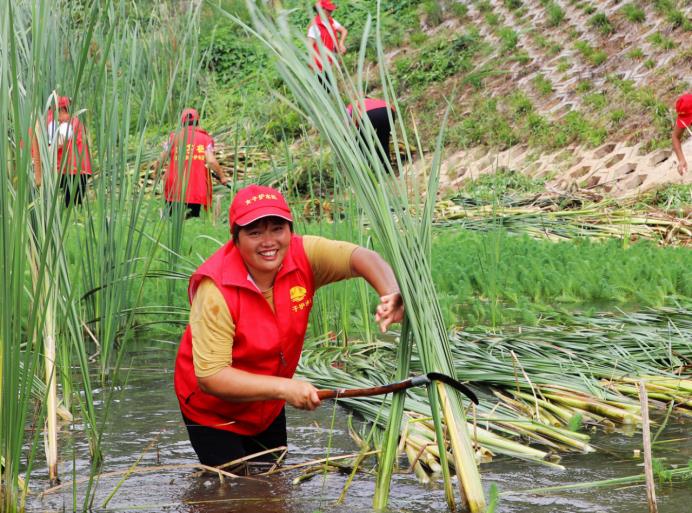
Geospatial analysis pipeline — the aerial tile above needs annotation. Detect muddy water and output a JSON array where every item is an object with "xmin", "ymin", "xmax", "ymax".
[{"xmin": 29, "ymin": 356, "xmax": 691, "ymax": 513}]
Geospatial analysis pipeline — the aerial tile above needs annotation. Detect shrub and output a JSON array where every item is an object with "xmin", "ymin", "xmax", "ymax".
[{"xmin": 200, "ymin": 26, "xmax": 267, "ymax": 79}]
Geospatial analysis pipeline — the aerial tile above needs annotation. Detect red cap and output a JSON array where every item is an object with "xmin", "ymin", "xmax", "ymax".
[
  {"xmin": 229, "ymin": 185, "xmax": 293, "ymax": 230},
  {"xmin": 57, "ymin": 96, "xmax": 70, "ymax": 109},
  {"xmin": 675, "ymin": 93, "xmax": 692, "ymax": 129},
  {"xmin": 180, "ymin": 108, "xmax": 200, "ymax": 124},
  {"xmin": 317, "ymin": 0, "xmax": 337, "ymax": 11}
]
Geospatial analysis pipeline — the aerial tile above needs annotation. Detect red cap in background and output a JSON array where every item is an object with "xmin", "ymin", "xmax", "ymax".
[
  {"xmin": 317, "ymin": 0, "xmax": 337, "ymax": 11},
  {"xmin": 229, "ymin": 185, "xmax": 293, "ymax": 231},
  {"xmin": 675, "ymin": 93, "xmax": 692, "ymax": 129},
  {"xmin": 57, "ymin": 96, "xmax": 70, "ymax": 109},
  {"xmin": 180, "ymin": 108, "xmax": 200, "ymax": 124}
]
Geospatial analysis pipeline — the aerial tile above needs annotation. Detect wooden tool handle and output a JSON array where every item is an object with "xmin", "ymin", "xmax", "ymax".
[{"xmin": 317, "ymin": 378, "xmax": 416, "ymax": 400}]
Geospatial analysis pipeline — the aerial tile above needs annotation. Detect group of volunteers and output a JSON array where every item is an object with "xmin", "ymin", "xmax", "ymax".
[{"xmin": 29, "ymin": 1, "xmax": 690, "ymax": 472}]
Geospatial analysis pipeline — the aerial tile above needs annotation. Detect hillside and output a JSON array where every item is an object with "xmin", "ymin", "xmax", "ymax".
[
  {"xmin": 383, "ymin": 0, "xmax": 692, "ymax": 199},
  {"xmin": 198, "ymin": 1, "xmax": 691, "ymax": 201}
]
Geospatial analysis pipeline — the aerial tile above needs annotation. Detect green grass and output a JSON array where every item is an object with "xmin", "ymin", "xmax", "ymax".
[
  {"xmin": 431, "ymin": 229, "xmax": 692, "ymax": 326},
  {"xmin": 588, "ymin": 13, "xmax": 614, "ymax": 36},
  {"xmin": 648, "ymin": 31, "xmax": 676, "ymax": 50},
  {"xmin": 457, "ymin": 168, "xmax": 546, "ymax": 202},
  {"xmin": 574, "ymin": 41, "xmax": 608, "ymax": 66},
  {"xmin": 627, "ymin": 48, "xmax": 645, "ymax": 60},
  {"xmin": 532, "ymin": 74, "xmax": 553, "ymax": 96},
  {"xmin": 392, "ymin": 30, "xmax": 483, "ymax": 90},
  {"xmin": 621, "ymin": 3, "xmax": 646, "ymax": 23},
  {"xmin": 498, "ymin": 27, "xmax": 519, "ymax": 53},
  {"xmin": 545, "ymin": 2, "xmax": 566, "ymax": 27}
]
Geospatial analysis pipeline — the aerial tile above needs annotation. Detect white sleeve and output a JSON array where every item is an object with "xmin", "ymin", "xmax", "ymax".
[
  {"xmin": 307, "ymin": 24, "xmax": 320, "ymax": 40},
  {"xmin": 332, "ymin": 19, "xmax": 343, "ymax": 30}
]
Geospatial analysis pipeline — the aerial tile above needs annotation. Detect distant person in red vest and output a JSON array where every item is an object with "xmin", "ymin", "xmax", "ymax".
[
  {"xmin": 31, "ymin": 95, "xmax": 92, "ymax": 206},
  {"xmin": 672, "ymin": 92, "xmax": 691, "ymax": 175},
  {"xmin": 307, "ymin": 0, "xmax": 347, "ymax": 89},
  {"xmin": 158, "ymin": 108, "xmax": 230, "ymax": 218},
  {"xmin": 174, "ymin": 184, "xmax": 403, "ymax": 468},
  {"xmin": 347, "ymin": 98, "xmax": 396, "ymax": 170}
]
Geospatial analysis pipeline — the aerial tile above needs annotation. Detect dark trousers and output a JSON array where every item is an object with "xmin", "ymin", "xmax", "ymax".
[
  {"xmin": 59, "ymin": 174, "xmax": 88, "ymax": 207},
  {"xmin": 360, "ymin": 107, "xmax": 394, "ymax": 170},
  {"xmin": 183, "ymin": 409, "xmax": 287, "ymax": 469},
  {"xmin": 165, "ymin": 201, "xmax": 202, "ymax": 219}
]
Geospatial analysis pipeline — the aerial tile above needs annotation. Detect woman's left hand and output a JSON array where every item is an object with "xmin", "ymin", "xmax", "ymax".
[{"xmin": 375, "ymin": 292, "xmax": 404, "ymax": 333}]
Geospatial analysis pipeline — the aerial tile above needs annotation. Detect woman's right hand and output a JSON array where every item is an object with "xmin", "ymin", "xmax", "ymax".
[{"xmin": 281, "ymin": 379, "xmax": 321, "ymax": 410}]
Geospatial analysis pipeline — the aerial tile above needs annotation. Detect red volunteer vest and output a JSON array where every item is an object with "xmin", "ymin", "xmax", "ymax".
[
  {"xmin": 174, "ymin": 235, "xmax": 315, "ymax": 435},
  {"xmin": 310, "ymin": 15, "xmax": 338, "ymax": 71},
  {"xmin": 346, "ymin": 98, "xmax": 393, "ymax": 117},
  {"xmin": 47, "ymin": 110, "xmax": 92, "ymax": 175},
  {"xmin": 164, "ymin": 126, "xmax": 214, "ymax": 206}
]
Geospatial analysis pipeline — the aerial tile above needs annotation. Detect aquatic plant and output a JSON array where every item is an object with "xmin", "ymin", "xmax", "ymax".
[
  {"xmin": 220, "ymin": 2, "xmax": 486, "ymax": 510},
  {"xmin": 1, "ymin": 1, "xmax": 204, "ymax": 509}
]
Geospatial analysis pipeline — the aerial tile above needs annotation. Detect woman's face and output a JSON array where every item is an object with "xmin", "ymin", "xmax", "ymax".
[
  {"xmin": 58, "ymin": 108, "xmax": 70, "ymax": 123},
  {"xmin": 236, "ymin": 217, "xmax": 291, "ymax": 281}
]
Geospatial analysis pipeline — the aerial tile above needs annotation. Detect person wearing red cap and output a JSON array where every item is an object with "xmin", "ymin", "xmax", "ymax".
[
  {"xmin": 347, "ymin": 98, "xmax": 397, "ymax": 170},
  {"xmin": 672, "ymin": 92, "xmax": 691, "ymax": 175},
  {"xmin": 307, "ymin": 0, "xmax": 348, "ymax": 86},
  {"xmin": 157, "ymin": 108, "xmax": 230, "ymax": 218},
  {"xmin": 31, "ymin": 94, "xmax": 92, "ymax": 206},
  {"xmin": 174, "ymin": 184, "xmax": 404, "ymax": 468}
]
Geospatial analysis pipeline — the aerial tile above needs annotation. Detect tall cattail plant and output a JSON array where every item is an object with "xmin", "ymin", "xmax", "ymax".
[{"xmin": 218, "ymin": 2, "xmax": 487, "ymax": 510}]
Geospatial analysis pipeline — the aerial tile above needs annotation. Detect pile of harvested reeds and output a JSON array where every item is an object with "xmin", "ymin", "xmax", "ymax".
[
  {"xmin": 299, "ymin": 306, "xmax": 692, "ymax": 482},
  {"xmin": 435, "ymin": 194, "xmax": 692, "ymax": 246}
]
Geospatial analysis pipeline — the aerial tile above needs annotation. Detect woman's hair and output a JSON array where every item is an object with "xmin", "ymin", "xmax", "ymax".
[{"xmin": 232, "ymin": 216, "xmax": 293, "ymax": 243}]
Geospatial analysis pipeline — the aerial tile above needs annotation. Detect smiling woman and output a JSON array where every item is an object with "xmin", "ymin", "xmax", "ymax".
[{"xmin": 173, "ymin": 184, "xmax": 404, "ymax": 469}]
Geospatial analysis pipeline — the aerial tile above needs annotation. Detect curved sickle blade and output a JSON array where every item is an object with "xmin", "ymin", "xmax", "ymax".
[{"xmin": 427, "ymin": 372, "xmax": 479, "ymax": 405}]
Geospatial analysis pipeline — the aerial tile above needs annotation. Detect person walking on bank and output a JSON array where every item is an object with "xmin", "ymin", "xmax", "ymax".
[
  {"xmin": 174, "ymin": 184, "xmax": 404, "ymax": 468},
  {"xmin": 32, "ymin": 95, "xmax": 92, "ymax": 206},
  {"xmin": 672, "ymin": 92, "xmax": 691, "ymax": 176},
  {"xmin": 347, "ymin": 97, "xmax": 396, "ymax": 170},
  {"xmin": 307, "ymin": 0, "xmax": 347, "ymax": 89},
  {"xmin": 158, "ymin": 108, "xmax": 230, "ymax": 218}
]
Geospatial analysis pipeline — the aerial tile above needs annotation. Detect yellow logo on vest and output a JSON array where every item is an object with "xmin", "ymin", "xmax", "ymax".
[{"xmin": 290, "ymin": 286, "xmax": 307, "ymax": 303}]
